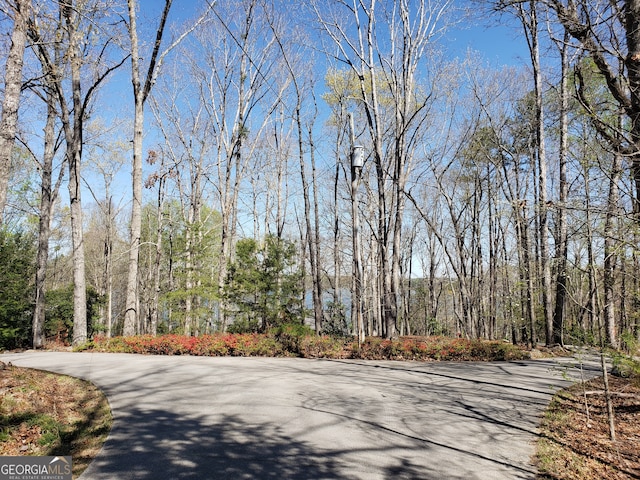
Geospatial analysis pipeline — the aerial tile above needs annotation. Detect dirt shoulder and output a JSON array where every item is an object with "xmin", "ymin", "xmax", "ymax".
[
  {"xmin": 0, "ymin": 360, "xmax": 112, "ymax": 479},
  {"xmin": 536, "ymin": 374, "xmax": 640, "ymax": 479}
]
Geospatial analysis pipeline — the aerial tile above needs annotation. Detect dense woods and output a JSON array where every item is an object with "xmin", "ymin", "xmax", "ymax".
[{"xmin": 1, "ymin": 0, "xmax": 639, "ymax": 352}]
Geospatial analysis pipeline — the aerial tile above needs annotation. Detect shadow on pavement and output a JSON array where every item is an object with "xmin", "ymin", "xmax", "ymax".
[{"xmin": 83, "ymin": 409, "xmax": 346, "ymax": 480}]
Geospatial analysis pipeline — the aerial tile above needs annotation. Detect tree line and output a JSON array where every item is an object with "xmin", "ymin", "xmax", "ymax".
[{"xmin": 0, "ymin": 0, "xmax": 638, "ymax": 352}]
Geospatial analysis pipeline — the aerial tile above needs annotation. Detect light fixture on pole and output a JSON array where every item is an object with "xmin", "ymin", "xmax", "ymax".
[
  {"xmin": 351, "ymin": 145, "xmax": 364, "ymax": 169},
  {"xmin": 350, "ymin": 143, "xmax": 365, "ymax": 347}
]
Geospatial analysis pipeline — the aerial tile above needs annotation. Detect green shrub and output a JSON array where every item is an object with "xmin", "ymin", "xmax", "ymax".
[
  {"xmin": 227, "ymin": 318, "xmax": 261, "ymax": 334},
  {"xmin": 299, "ymin": 335, "xmax": 348, "ymax": 358},
  {"xmin": 0, "ymin": 229, "xmax": 36, "ymax": 350},
  {"xmin": 273, "ymin": 323, "xmax": 314, "ymax": 354},
  {"xmin": 611, "ymin": 342, "xmax": 640, "ymax": 381},
  {"xmin": 322, "ymin": 302, "xmax": 350, "ymax": 337},
  {"xmin": 233, "ymin": 334, "xmax": 283, "ymax": 357},
  {"xmin": 45, "ymin": 285, "xmax": 104, "ymax": 344}
]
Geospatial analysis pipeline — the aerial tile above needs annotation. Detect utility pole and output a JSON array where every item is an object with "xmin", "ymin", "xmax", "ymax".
[{"xmin": 349, "ymin": 113, "xmax": 365, "ymax": 346}]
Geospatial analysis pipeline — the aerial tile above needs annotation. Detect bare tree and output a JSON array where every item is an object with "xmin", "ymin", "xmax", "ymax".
[
  {"xmin": 543, "ymin": 0, "xmax": 640, "ymax": 216},
  {"xmin": 496, "ymin": 0, "xmax": 554, "ymax": 345},
  {"xmin": 265, "ymin": 2, "xmax": 324, "ymax": 333},
  {"xmin": 26, "ymin": 89, "xmax": 65, "ymax": 348},
  {"xmin": 149, "ymin": 151, "xmax": 173, "ymax": 336},
  {"xmin": 31, "ymin": 92, "xmax": 65, "ymax": 348},
  {"xmin": 525, "ymin": 0, "xmax": 554, "ymax": 346},
  {"xmin": 123, "ymin": 0, "xmax": 171, "ymax": 336},
  {"xmin": 189, "ymin": 0, "xmax": 288, "ymax": 331},
  {"xmin": 314, "ymin": 0, "xmax": 455, "ymax": 338},
  {"xmin": 83, "ymin": 139, "xmax": 127, "ymax": 339},
  {"xmin": 551, "ymin": 31, "xmax": 571, "ymax": 346},
  {"xmin": 151, "ymin": 82, "xmax": 218, "ymax": 335},
  {"xmin": 603, "ymin": 131, "xmax": 623, "ymax": 349},
  {"xmin": 0, "ymin": 0, "xmax": 31, "ymax": 224},
  {"xmin": 123, "ymin": 0, "xmax": 211, "ymax": 336},
  {"xmin": 28, "ymin": 1, "xmax": 128, "ymax": 345}
]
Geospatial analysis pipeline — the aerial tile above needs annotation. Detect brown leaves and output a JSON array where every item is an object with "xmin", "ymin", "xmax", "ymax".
[{"xmin": 537, "ymin": 376, "xmax": 640, "ymax": 479}]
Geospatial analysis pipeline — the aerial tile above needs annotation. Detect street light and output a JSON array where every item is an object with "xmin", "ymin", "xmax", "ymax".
[
  {"xmin": 350, "ymin": 143, "xmax": 365, "ymax": 347},
  {"xmin": 351, "ymin": 145, "xmax": 364, "ymax": 168}
]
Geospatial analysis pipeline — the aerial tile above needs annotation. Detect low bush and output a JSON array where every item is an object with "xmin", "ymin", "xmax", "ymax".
[
  {"xmin": 272, "ymin": 323, "xmax": 315, "ymax": 354},
  {"xmin": 233, "ymin": 333, "xmax": 284, "ymax": 357},
  {"xmin": 350, "ymin": 336, "xmax": 529, "ymax": 362},
  {"xmin": 89, "ymin": 332, "xmax": 284, "ymax": 357},
  {"xmin": 85, "ymin": 333, "xmax": 529, "ymax": 361},
  {"xmin": 299, "ymin": 335, "xmax": 348, "ymax": 358},
  {"xmin": 189, "ymin": 335, "xmax": 231, "ymax": 356},
  {"xmin": 89, "ymin": 336, "xmax": 132, "ymax": 353}
]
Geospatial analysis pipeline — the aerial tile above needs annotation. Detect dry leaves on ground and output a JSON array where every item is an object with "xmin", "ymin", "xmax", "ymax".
[
  {"xmin": 0, "ymin": 361, "xmax": 112, "ymax": 479},
  {"xmin": 537, "ymin": 375, "xmax": 640, "ymax": 479}
]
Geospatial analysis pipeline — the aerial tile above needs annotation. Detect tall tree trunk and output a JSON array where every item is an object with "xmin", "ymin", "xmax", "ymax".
[
  {"xmin": 349, "ymin": 115, "xmax": 365, "ymax": 344},
  {"xmin": 308, "ymin": 125, "xmax": 324, "ymax": 334},
  {"xmin": 33, "ymin": 96, "xmax": 63, "ymax": 348},
  {"xmin": 487, "ymin": 163, "xmax": 498, "ymax": 340},
  {"xmin": 123, "ymin": 0, "xmax": 147, "ymax": 335},
  {"xmin": 603, "ymin": 150, "xmax": 622, "ymax": 348},
  {"xmin": 427, "ymin": 229, "xmax": 440, "ymax": 325},
  {"xmin": 184, "ymin": 217, "xmax": 194, "ymax": 336},
  {"xmin": 500, "ymin": 148, "xmax": 535, "ymax": 346},
  {"xmin": 332, "ymin": 136, "xmax": 342, "ymax": 313},
  {"xmin": 0, "ymin": 0, "xmax": 31, "ymax": 224},
  {"xmin": 584, "ymin": 162, "xmax": 597, "ymax": 342},
  {"xmin": 68, "ymin": 132, "xmax": 87, "ymax": 344},
  {"xmin": 523, "ymin": 0, "xmax": 553, "ymax": 346},
  {"xmin": 148, "ymin": 175, "xmax": 166, "ymax": 337},
  {"xmin": 123, "ymin": 0, "xmax": 177, "ymax": 336},
  {"xmin": 65, "ymin": 4, "xmax": 88, "ymax": 346},
  {"xmin": 104, "ymin": 198, "xmax": 114, "ymax": 338},
  {"xmin": 365, "ymin": 54, "xmax": 393, "ymax": 339},
  {"xmin": 522, "ymin": 204, "xmax": 536, "ymax": 347},
  {"xmin": 552, "ymin": 32, "xmax": 570, "ymax": 346},
  {"xmin": 123, "ymin": 0, "xmax": 144, "ymax": 336},
  {"xmin": 123, "ymin": 89, "xmax": 143, "ymax": 336},
  {"xmin": 28, "ymin": 1, "xmax": 127, "ymax": 345}
]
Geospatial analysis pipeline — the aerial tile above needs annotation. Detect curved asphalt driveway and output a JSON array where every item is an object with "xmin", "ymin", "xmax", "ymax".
[{"xmin": 0, "ymin": 352, "xmax": 601, "ymax": 479}]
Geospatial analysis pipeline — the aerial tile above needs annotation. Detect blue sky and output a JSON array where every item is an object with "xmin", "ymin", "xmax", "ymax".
[
  {"xmin": 449, "ymin": 21, "xmax": 529, "ymax": 66},
  {"xmin": 135, "ymin": 0, "xmax": 530, "ymax": 67},
  {"xmin": 83, "ymin": 1, "xmax": 531, "ymax": 212}
]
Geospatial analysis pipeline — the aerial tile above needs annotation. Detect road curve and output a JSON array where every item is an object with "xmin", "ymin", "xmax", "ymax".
[{"xmin": 0, "ymin": 352, "xmax": 600, "ymax": 479}]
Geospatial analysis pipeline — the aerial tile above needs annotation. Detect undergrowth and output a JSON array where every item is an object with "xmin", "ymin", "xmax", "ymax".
[{"xmin": 80, "ymin": 332, "xmax": 529, "ymax": 362}]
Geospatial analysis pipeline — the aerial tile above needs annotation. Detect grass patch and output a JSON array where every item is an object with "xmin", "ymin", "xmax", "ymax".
[{"xmin": 0, "ymin": 362, "xmax": 112, "ymax": 479}]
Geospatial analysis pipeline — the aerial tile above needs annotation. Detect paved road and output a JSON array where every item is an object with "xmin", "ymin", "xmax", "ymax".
[{"xmin": 0, "ymin": 352, "xmax": 601, "ymax": 479}]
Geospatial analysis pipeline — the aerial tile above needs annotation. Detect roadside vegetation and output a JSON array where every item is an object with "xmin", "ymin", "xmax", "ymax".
[
  {"xmin": 0, "ymin": 361, "xmax": 112, "ymax": 479},
  {"xmin": 79, "ymin": 329, "xmax": 529, "ymax": 362},
  {"xmin": 536, "ymin": 355, "xmax": 640, "ymax": 480}
]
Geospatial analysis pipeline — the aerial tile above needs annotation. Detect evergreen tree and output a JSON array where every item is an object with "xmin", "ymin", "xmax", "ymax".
[
  {"xmin": 0, "ymin": 229, "xmax": 36, "ymax": 348},
  {"xmin": 223, "ymin": 235, "xmax": 305, "ymax": 332}
]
